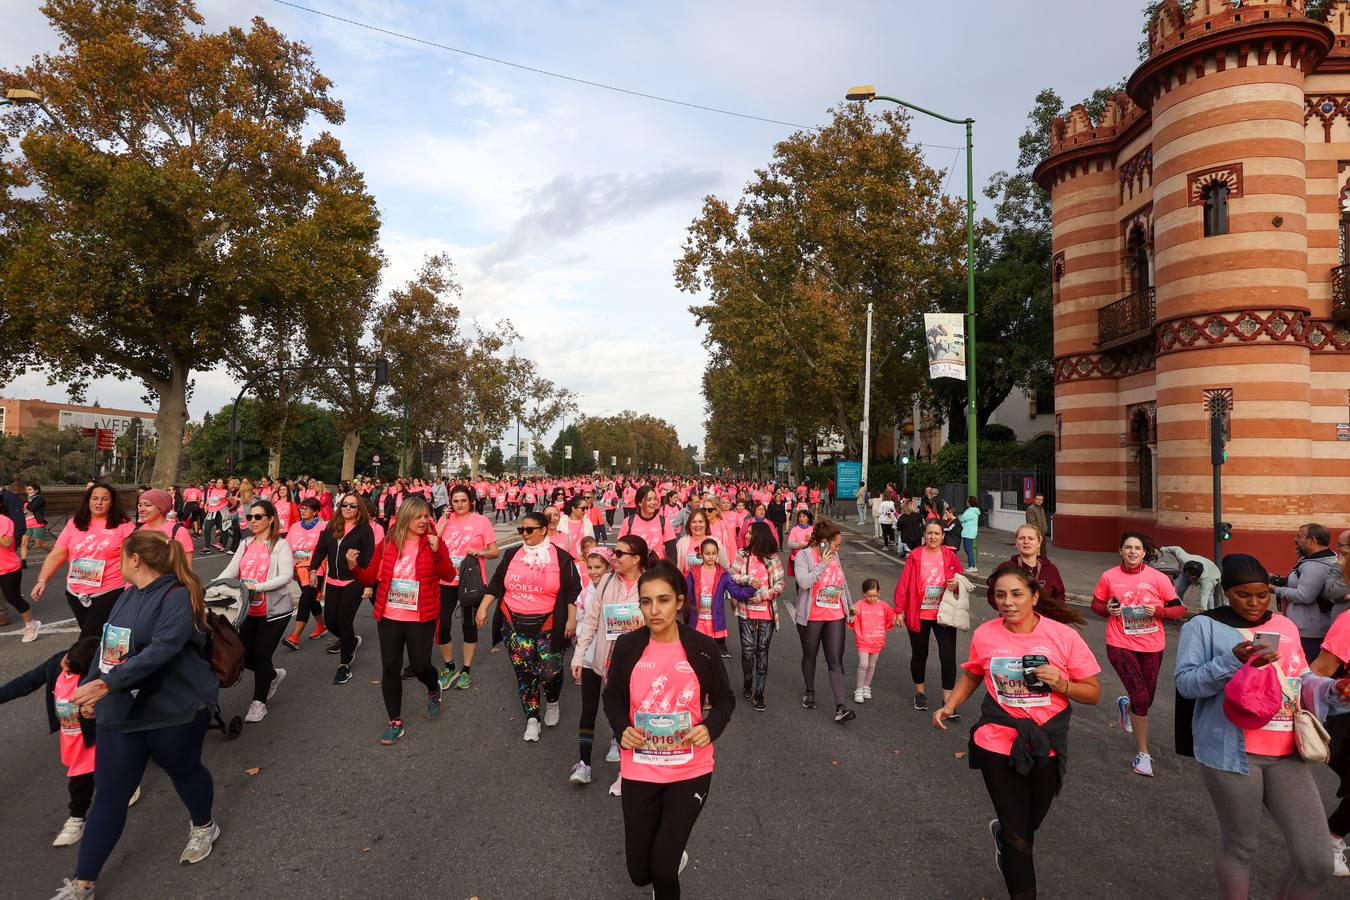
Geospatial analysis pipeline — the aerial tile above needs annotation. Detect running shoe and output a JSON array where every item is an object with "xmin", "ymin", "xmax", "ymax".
[
  {"xmin": 801, "ymin": 690, "xmax": 816, "ymax": 709},
  {"xmin": 719, "ymin": 646, "xmax": 731, "ymax": 660},
  {"xmin": 128, "ymin": 786, "xmax": 141, "ymax": 807},
  {"xmin": 1333, "ymin": 836, "xmax": 1349, "ymax": 877},
  {"xmin": 754, "ymin": 696, "xmax": 766, "ymax": 711},
  {"xmin": 326, "ymin": 639, "xmax": 341, "ymax": 655},
  {"xmin": 742, "ymin": 680, "xmax": 752, "ymax": 701},
  {"xmin": 569, "ymin": 762, "xmax": 592, "ymax": 785},
  {"xmin": 49, "ymin": 879, "xmax": 94, "ymax": 899},
  {"xmin": 543, "ymin": 701, "xmax": 560, "ymax": 727},
  {"xmin": 22, "ymin": 618, "xmax": 41, "ymax": 643},
  {"xmin": 379, "ymin": 720, "xmax": 405, "ymax": 745},
  {"xmin": 1117, "ymin": 696, "xmax": 1133, "ymax": 733},
  {"xmin": 606, "ymin": 739, "xmax": 621, "ymax": 763},
  {"xmin": 862, "ymin": 685, "xmax": 872, "ymax": 700},
  {"xmin": 965, "ymin": 566, "xmax": 979, "ymax": 573},
  {"xmin": 679, "ymin": 851, "xmax": 689, "ymax": 875},
  {"xmin": 452, "ymin": 669, "xmax": 472, "ymax": 690},
  {"xmin": 523, "ymin": 718, "xmax": 542, "ymax": 742},
  {"xmin": 350, "ymin": 634, "xmax": 363, "ymax": 663},
  {"xmin": 333, "ymin": 664, "xmax": 352, "ymax": 685},
  {"xmin": 281, "ymin": 635, "xmax": 300, "ymax": 652},
  {"xmin": 608, "ymin": 775, "xmax": 622, "ymax": 797},
  {"xmin": 853, "ymin": 689, "xmax": 866, "ymax": 704},
  {"xmin": 1132, "ymin": 752, "xmax": 1154, "ymax": 777},
  {"xmin": 426, "ymin": 688, "xmax": 443, "ymax": 720},
  {"xmin": 989, "ymin": 818, "xmax": 1003, "ymax": 877},
  {"xmin": 267, "ymin": 668, "xmax": 286, "ymax": 701},
  {"xmin": 52, "ymin": 817, "xmax": 85, "ymax": 847},
  {"xmin": 834, "ymin": 705, "xmax": 856, "ymax": 723},
  {"xmin": 244, "ymin": 701, "xmax": 268, "ymax": 723},
  {"xmin": 948, "ymin": 711, "xmax": 962, "ymax": 722},
  {"xmin": 913, "ymin": 692, "xmax": 928, "ymax": 711},
  {"xmin": 179, "ymin": 821, "xmax": 220, "ymax": 864},
  {"xmin": 438, "ymin": 665, "xmax": 456, "ymax": 692},
  {"xmin": 307, "ymin": 625, "xmax": 327, "ymax": 640}
]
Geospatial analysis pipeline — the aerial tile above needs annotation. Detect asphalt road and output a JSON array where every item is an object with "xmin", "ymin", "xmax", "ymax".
[{"xmin": 1, "ymin": 532, "xmax": 1342, "ymax": 899}]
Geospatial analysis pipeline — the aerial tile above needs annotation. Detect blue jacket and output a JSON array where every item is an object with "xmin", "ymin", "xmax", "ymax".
[
  {"xmin": 88, "ymin": 574, "xmax": 219, "ymax": 733},
  {"xmin": 685, "ymin": 565, "xmax": 755, "ymax": 634},
  {"xmin": 0, "ymin": 650, "xmax": 96, "ymax": 747}
]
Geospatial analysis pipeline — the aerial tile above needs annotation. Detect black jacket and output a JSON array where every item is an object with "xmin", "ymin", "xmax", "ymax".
[
  {"xmin": 25, "ymin": 492, "xmax": 47, "ymax": 525},
  {"xmin": 313, "ymin": 521, "xmax": 375, "ymax": 583},
  {"xmin": 898, "ymin": 512, "xmax": 925, "ymax": 548},
  {"xmin": 0, "ymin": 487, "xmax": 25, "ymax": 544},
  {"xmin": 0, "ymin": 650, "xmax": 96, "ymax": 747},
  {"xmin": 485, "ymin": 542, "xmax": 581, "ymax": 649},
  {"xmin": 603, "ymin": 622, "xmax": 735, "ymax": 747}
]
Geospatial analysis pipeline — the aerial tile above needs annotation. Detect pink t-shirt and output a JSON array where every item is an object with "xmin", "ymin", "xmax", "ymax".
[
  {"xmin": 620, "ymin": 637, "xmax": 714, "ymax": 783},
  {"xmin": 1241, "ymin": 614, "xmax": 1305, "ymax": 758},
  {"xmin": 622, "ymin": 513, "xmax": 676, "ymax": 561},
  {"xmin": 692, "ymin": 566, "xmax": 719, "ymax": 636},
  {"xmin": 1093, "ymin": 565, "xmax": 1178, "ymax": 653},
  {"xmin": 0, "ymin": 516, "xmax": 19, "ymax": 576},
  {"xmin": 144, "ymin": 519, "xmax": 195, "ymax": 556},
  {"xmin": 918, "ymin": 549, "xmax": 946, "ymax": 622},
  {"xmin": 852, "ymin": 600, "xmax": 896, "ymax": 653},
  {"xmin": 274, "ymin": 500, "xmax": 296, "ymax": 532},
  {"xmin": 807, "ymin": 550, "xmax": 846, "ymax": 622},
  {"xmin": 54, "ymin": 671, "xmax": 95, "ymax": 777},
  {"xmin": 963, "ymin": 615, "xmax": 1100, "ymax": 756},
  {"xmin": 741, "ymin": 556, "xmax": 773, "ymax": 621},
  {"xmin": 205, "ymin": 488, "xmax": 228, "ymax": 513},
  {"xmin": 286, "ymin": 520, "xmax": 323, "ymax": 569},
  {"xmin": 57, "ymin": 519, "xmax": 135, "ymax": 595},
  {"xmin": 181, "ymin": 487, "xmax": 203, "ymax": 504},
  {"xmin": 502, "ymin": 549, "xmax": 560, "ymax": 616},
  {"xmin": 437, "ymin": 513, "xmax": 495, "ymax": 587},
  {"xmin": 384, "ymin": 539, "xmax": 423, "ymax": 623},
  {"xmin": 1321, "ymin": 611, "xmax": 1350, "ymax": 666},
  {"xmin": 240, "ymin": 540, "xmax": 271, "ymax": 617}
]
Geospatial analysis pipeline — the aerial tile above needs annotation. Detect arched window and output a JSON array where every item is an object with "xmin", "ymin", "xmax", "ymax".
[{"xmin": 1202, "ymin": 183, "xmax": 1229, "ymax": 237}]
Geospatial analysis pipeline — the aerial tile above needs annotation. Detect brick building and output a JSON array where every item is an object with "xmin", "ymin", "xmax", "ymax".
[
  {"xmin": 1035, "ymin": 0, "xmax": 1350, "ymax": 567},
  {"xmin": 0, "ymin": 397, "xmax": 156, "ymax": 438}
]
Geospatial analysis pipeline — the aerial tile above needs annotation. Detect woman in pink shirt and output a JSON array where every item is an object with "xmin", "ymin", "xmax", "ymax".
[
  {"xmin": 1091, "ymin": 531, "xmax": 1185, "ymax": 777},
  {"xmin": 432, "ymin": 485, "xmax": 500, "ymax": 692},
  {"xmin": 135, "ymin": 489, "xmax": 194, "ymax": 558},
  {"xmin": 0, "ymin": 505, "xmax": 39, "ymax": 642},
  {"xmin": 935, "ymin": 564, "xmax": 1100, "ymax": 899},
  {"xmin": 33, "ymin": 483, "xmax": 135, "ymax": 639}
]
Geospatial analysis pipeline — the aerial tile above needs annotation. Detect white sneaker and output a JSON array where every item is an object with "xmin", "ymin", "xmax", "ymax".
[
  {"xmin": 179, "ymin": 820, "xmax": 220, "ymax": 864},
  {"xmin": 862, "ymin": 685, "xmax": 873, "ymax": 700},
  {"xmin": 52, "ymin": 817, "xmax": 85, "ymax": 847},
  {"xmin": 965, "ymin": 566, "xmax": 979, "ymax": 573},
  {"xmin": 609, "ymin": 774, "xmax": 622, "ymax": 797},
  {"xmin": 606, "ymin": 738, "xmax": 621, "ymax": 763},
  {"xmin": 679, "ymin": 850, "xmax": 689, "ymax": 874},
  {"xmin": 1333, "ymin": 836, "xmax": 1349, "ymax": 877},
  {"xmin": 128, "ymin": 785, "xmax": 141, "ymax": 807},
  {"xmin": 543, "ymin": 700, "xmax": 560, "ymax": 727},
  {"xmin": 267, "ymin": 668, "xmax": 286, "ymax": 701},
  {"xmin": 523, "ymin": 718, "xmax": 541, "ymax": 742},
  {"xmin": 1132, "ymin": 751, "xmax": 1154, "ymax": 777},
  {"xmin": 853, "ymin": 689, "xmax": 866, "ymax": 704},
  {"xmin": 48, "ymin": 879, "xmax": 94, "ymax": 899},
  {"xmin": 22, "ymin": 619, "xmax": 41, "ymax": 643},
  {"xmin": 569, "ymin": 761, "xmax": 592, "ymax": 785},
  {"xmin": 244, "ymin": 700, "xmax": 268, "ymax": 723}
]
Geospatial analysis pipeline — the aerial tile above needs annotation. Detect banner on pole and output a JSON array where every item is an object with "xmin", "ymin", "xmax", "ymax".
[{"xmin": 923, "ymin": 313, "xmax": 966, "ymax": 381}]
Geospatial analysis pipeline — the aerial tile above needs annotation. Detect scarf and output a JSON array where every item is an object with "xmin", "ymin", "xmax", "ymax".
[{"xmin": 520, "ymin": 540, "xmax": 552, "ymax": 569}]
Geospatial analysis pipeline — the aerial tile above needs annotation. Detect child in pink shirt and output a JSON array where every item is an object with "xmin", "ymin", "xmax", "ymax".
[{"xmin": 850, "ymin": 579, "xmax": 896, "ymax": 703}]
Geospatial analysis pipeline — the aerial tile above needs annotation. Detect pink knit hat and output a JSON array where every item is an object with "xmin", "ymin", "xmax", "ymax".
[
  {"xmin": 141, "ymin": 489, "xmax": 173, "ymax": 515},
  {"xmin": 586, "ymin": 546, "xmax": 616, "ymax": 569}
]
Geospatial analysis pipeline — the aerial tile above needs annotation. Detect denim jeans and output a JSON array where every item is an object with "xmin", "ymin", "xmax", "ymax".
[
  {"xmin": 962, "ymin": 537, "xmax": 976, "ymax": 568},
  {"xmin": 738, "ymin": 617, "xmax": 775, "ymax": 700}
]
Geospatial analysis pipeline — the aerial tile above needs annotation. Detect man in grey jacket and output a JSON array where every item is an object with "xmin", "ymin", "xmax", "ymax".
[{"xmin": 1274, "ymin": 523, "xmax": 1340, "ymax": 662}]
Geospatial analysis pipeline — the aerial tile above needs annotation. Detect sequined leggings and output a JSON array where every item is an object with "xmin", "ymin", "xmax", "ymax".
[{"xmin": 502, "ymin": 618, "xmax": 563, "ymax": 720}]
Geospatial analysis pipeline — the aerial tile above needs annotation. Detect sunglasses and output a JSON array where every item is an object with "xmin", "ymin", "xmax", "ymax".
[
  {"xmin": 340, "ymin": 502, "xmax": 360, "ymax": 509},
  {"xmin": 246, "ymin": 513, "xmax": 268, "ymax": 521},
  {"xmin": 613, "ymin": 549, "xmax": 638, "ymax": 558},
  {"xmin": 517, "ymin": 525, "xmax": 543, "ymax": 535}
]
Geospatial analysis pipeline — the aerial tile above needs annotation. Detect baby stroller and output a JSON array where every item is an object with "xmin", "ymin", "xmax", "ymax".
[{"xmin": 203, "ymin": 578, "xmax": 248, "ymax": 740}]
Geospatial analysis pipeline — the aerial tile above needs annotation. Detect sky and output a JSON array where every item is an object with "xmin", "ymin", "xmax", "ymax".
[{"xmin": 2, "ymin": 0, "xmax": 1145, "ymax": 453}]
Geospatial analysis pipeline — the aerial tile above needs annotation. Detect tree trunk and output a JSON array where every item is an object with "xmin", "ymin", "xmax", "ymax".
[
  {"xmin": 340, "ymin": 428, "xmax": 361, "ymax": 481},
  {"xmin": 268, "ymin": 445, "xmax": 282, "ymax": 480},
  {"xmin": 149, "ymin": 362, "xmax": 190, "ymax": 489},
  {"xmin": 468, "ymin": 450, "xmax": 481, "ymax": 481}
]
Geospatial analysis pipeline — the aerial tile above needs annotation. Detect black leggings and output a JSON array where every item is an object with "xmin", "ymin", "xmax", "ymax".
[
  {"xmin": 973, "ymin": 742, "xmax": 1057, "ymax": 898},
  {"xmin": 437, "ymin": 584, "xmax": 478, "ymax": 645},
  {"xmin": 578, "ymin": 667, "xmax": 604, "ymax": 765},
  {"xmin": 295, "ymin": 582, "xmax": 324, "ymax": 624},
  {"xmin": 1329, "ymin": 712, "xmax": 1350, "ymax": 837},
  {"xmin": 239, "ymin": 613, "xmax": 292, "ymax": 702},
  {"xmin": 67, "ymin": 589, "xmax": 124, "ymax": 639},
  {"xmin": 908, "ymin": 619, "xmax": 958, "ymax": 691},
  {"xmin": 798, "ymin": 618, "xmax": 847, "ymax": 706},
  {"xmin": 622, "ymin": 773, "xmax": 712, "ymax": 900},
  {"xmin": 378, "ymin": 617, "xmax": 438, "ymax": 719},
  {"xmin": 68, "ymin": 772, "xmax": 94, "ymax": 818},
  {"xmin": 1, "ymin": 569, "xmax": 30, "ymax": 614},
  {"xmin": 324, "ymin": 581, "xmax": 364, "ymax": 665}
]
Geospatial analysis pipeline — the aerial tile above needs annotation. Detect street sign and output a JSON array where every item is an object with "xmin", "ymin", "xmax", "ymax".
[
  {"xmin": 611, "ymin": 456, "xmax": 617, "ymax": 466},
  {"xmin": 1022, "ymin": 476, "xmax": 1035, "ymax": 504},
  {"xmin": 834, "ymin": 460, "xmax": 862, "ymax": 500},
  {"xmin": 96, "ymin": 429, "xmax": 115, "ymax": 451},
  {"xmin": 1339, "ymin": 423, "xmax": 1349, "ymax": 442},
  {"xmin": 593, "ymin": 449, "xmax": 600, "ymax": 462},
  {"xmin": 372, "ymin": 454, "xmax": 381, "ymax": 464},
  {"xmin": 564, "ymin": 445, "xmax": 573, "ymax": 460}
]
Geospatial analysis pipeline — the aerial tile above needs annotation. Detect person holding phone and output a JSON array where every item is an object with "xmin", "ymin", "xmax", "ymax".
[
  {"xmin": 603, "ymin": 561, "xmax": 734, "ymax": 900},
  {"xmin": 430, "ymin": 485, "xmax": 499, "ymax": 691},
  {"xmin": 894, "ymin": 521, "xmax": 965, "ymax": 713},
  {"xmin": 1092, "ymin": 532, "xmax": 1185, "ymax": 777},
  {"xmin": 792, "ymin": 519, "xmax": 857, "ymax": 722},
  {"xmin": 1176, "ymin": 553, "xmax": 1343, "ymax": 896},
  {"xmin": 934, "ymin": 564, "xmax": 1098, "ymax": 899}
]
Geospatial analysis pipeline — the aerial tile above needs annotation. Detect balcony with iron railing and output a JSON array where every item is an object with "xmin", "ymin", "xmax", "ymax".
[
  {"xmin": 1332, "ymin": 264, "xmax": 1350, "ymax": 321},
  {"xmin": 1097, "ymin": 287, "xmax": 1156, "ymax": 350}
]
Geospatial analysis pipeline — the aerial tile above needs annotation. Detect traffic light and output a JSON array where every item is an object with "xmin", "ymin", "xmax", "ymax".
[
  {"xmin": 1209, "ymin": 415, "xmax": 1226, "ymax": 466},
  {"xmin": 901, "ymin": 441, "xmax": 910, "ymax": 466},
  {"xmin": 373, "ymin": 356, "xmax": 389, "ymax": 387},
  {"xmin": 1221, "ymin": 521, "xmax": 1232, "ymax": 541}
]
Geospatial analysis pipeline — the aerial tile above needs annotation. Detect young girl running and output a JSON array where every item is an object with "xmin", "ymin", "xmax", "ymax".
[{"xmin": 851, "ymin": 578, "xmax": 896, "ymax": 704}]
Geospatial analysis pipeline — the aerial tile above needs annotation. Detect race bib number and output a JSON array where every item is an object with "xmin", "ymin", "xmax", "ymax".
[
  {"xmin": 293, "ymin": 550, "xmax": 311, "ymax": 564},
  {"xmin": 1263, "ymin": 675, "xmax": 1301, "ymax": 733},
  {"xmin": 1121, "ymin": 604, "xmax": 1158, "ymax": 636},
  {"xmin": 99, "ymin": 623, "xmax": 132, "ymax": 674},
  {"xmin": 922, "ymin": 584, "xmax": 943, "ymax": 610},
  {"xmin": 633, "ymin": 711, "xmax": 694, "ymax": 766},
  {"xmin": 686, "ymin": 552, "xmax": 701, "ymax": 570},
  {"xmin": 989, "ymin": 657, "xmax": 1051, "ymax": 709},
  {"xmin": 69, "ymin": 557, "xmax": 106, "ymax": 590},
  {"xmin": 242, "ymin": 579, "xmax": 266, "ymax": 613},
  {"xmin": 605, "ymin": 602, "xmax": 644, "ymax": 640},
  {"xmin": 55, "ymin": 699, "xmax": 83, "ymax": 736},
  {"xmin": 815, "ymin": 585, "xmax": 843, "ymax": 610},
  {"xmin": 451, "ymin": 554, "xmax": 466, "ymax": 570},
  {"xmin": 698, "ymin": 591, "xmax": 714, "ymax": 622},
  {"xmin": 388, "ymin": 578, "xmax": 420, "ymax": 611}
]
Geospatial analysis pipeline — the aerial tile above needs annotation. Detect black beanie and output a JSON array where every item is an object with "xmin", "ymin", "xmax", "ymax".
[{"xmin": 1220, "ymin": 553, "xmax": 1268, "ymax": 590}]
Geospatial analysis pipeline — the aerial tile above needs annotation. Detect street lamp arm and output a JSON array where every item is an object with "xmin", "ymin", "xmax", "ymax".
[{"xmin": 870, "ymin": 94, "xmax": 971, "ymax": 127}]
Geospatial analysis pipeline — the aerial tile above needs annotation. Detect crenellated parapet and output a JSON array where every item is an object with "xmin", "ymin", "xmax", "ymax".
[{"xmin": 1146, "ymin": 0, "xmax": 1311, "ymax": 59}]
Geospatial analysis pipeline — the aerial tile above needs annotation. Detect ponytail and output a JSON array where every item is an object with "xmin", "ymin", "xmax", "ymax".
[
  {"xmin": 616, "ymin": 535, "xmax": 658, "ymax": 571},
  {"xmin": 123, "ymin": 530, "xmax": 207, "ymax": 629}
]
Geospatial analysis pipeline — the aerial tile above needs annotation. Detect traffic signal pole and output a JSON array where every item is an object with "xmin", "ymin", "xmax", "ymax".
[{"xmin": 1208, "ymin": 401, "xmax": 1228, "ymax": 566}]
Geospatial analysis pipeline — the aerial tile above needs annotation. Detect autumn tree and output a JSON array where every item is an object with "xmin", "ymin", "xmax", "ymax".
[
  {"xmin": 442, "ymin": 321, "xmax": 533, "ymax": 480},
  {"xmin": 0, "ymin": 0, "xmax": 365, "ymax": 487}
]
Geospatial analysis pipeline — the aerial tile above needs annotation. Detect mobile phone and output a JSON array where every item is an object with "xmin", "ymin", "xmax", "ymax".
[
  {"xmin": 1253, "ymin": 631, "xmax": 1282, "ymax": 654},
  {"xmin": 1021, "ymin": 654, "xmax": 1051, "ymax": 693}
]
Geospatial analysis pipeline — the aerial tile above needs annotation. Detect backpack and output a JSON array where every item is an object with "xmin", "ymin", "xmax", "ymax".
[{"xmin": 202, "ymin": 612, "xmax": 246, "ymax": 688}]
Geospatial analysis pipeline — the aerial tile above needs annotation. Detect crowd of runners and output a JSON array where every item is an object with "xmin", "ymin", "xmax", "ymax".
[{"xmin": 2, "ymin": 471, "xmax": 1350, "ymax": 899}]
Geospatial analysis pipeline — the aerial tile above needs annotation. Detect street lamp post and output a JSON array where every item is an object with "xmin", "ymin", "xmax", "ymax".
[{"xmin": 845, "ymin": 84, "xmax": 978, "ymax": 521}]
